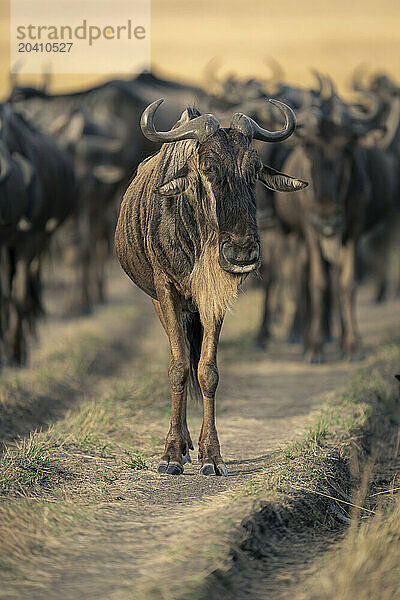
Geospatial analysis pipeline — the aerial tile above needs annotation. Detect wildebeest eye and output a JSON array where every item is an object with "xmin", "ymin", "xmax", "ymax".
[{"xmin": 244, "ymin": 162, "xmax": 260, "ymax": 184}]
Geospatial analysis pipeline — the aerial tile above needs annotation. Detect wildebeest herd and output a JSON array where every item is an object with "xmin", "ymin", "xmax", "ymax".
[{"xmin": 1, "ymin": 66, "xmax": 399, "ymax": 473}]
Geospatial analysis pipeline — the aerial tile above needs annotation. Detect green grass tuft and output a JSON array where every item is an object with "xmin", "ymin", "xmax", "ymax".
[
  {"xmin": 0, "ymin": 433, "xmax": 61, "ymax": 496},
  {"xmin": 122, "ymin": 449, "xmax": 148, "ymax": 471}
]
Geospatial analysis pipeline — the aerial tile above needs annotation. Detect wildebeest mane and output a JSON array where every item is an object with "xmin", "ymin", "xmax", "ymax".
[{"xmin": 142, "ymin": 107, "xmax": 213, "ymax": 283}]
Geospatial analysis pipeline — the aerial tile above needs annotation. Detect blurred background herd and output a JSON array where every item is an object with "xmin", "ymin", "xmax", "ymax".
[{"xmin": 0, "ymin": 0, "xmax": 399, "ymax": 367}]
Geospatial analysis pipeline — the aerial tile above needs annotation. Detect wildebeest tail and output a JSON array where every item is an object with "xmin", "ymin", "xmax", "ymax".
[{"xmin": 182, "ymin": 310, "xmax": 203, "ymax": 403}]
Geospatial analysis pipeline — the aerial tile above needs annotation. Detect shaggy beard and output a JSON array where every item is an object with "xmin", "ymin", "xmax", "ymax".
[{"xmin": 189, "ymin": 238, "xmax": 243, "ymax": 324}]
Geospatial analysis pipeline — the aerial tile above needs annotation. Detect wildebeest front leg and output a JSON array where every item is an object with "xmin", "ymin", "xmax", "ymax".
[
  {"xmin": 254, "ymin": 275, "xmax": 272, "ymax": 349},
  {"xmin": 62, "ymin": 215, "xmax": 91, "ymax": 316},
  {"xmin": 306, "ymin": 233, "xmax": 327, "ymax": 364},
  {"xmin": 153, "ymin": 281, "xmax": 193, "ymax": 475},
  {"xmin": 5, "ymin": 257, "xmax": 28, "ymax": 366},
  {"xmin": 338, "ymin": 240, "xmax": 363, "ymax": 361},
  {"xmin": 288, "ymin": 240, "xmax": 308, "ymax": 344},
  {"xmin": 152, "ymin": 298, "xmax": 194, "ymax": 463},
  {"xmin": 198, "ymin": 318, "xmax": 227, "ymax": 476}
]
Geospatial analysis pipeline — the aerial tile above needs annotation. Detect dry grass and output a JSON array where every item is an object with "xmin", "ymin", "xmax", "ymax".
[
  {"xmin": 0, "ymin": 276, "xmax": 398, "ymax": 598},
  {"xmin": 297, "ymin": 496, "xmax": 400, "ymax": 600},
  {"xmin": 0, "ymin": 328, "xmax": 397, "ymax": 598},
  {"xmin": 0, "ymin": 301, "xmax": 142, "ymax": 444},
  {"xmin": 0, "ymin": 432, "xmax": 63, "ymax": 496},
  {"xmin": 0, "ymin": 360, "xmax": 167, "ymax": 495},
  {"xmin": 0, "ymin": 287, "xmax": 171, "ymax": 585},
  {"xmin": 287, "ymin": 343, "xmax": 400, "ymax": 600}
]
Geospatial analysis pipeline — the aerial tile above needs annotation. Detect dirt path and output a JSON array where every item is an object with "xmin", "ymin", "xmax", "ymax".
[{"xmin": 1, "ymin": 273, "xmax": 399, "ymax": 600}]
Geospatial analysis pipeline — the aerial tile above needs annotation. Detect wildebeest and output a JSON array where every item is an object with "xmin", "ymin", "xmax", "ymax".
[
  {"xmin": 8, "ymin": 71, "xmax": 211, "ymax": 314},
  {"xmin": 351, "ymin": 69, "xmax": 400, "ymax": 301},
  {"xmin": 8, "ymin": 82, "xmax": 139, "ymax": 315},
  {"xmin": 268, "ymin": 91, "xmax": 395, "ymax": 363},
  {"xmin": 0, "ymin": 103, "xmax": 75, "ymax": 365},
  {"xmin": 47, "ymin": 106, "xmax": 126, "ymax": 315},
  {"xmin": 115, "ymin": 98, "xmax": 307, "ymax": 475}
]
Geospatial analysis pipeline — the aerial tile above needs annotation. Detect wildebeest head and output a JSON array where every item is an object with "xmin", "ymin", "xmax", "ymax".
[
  {"xmin": 295, "ymin": 93, "xmax": 376, "ymax": 237},
  {"xmin": 48, "ymin": 108, "xmax": 126, "ymax": 187},
  {"xmin": 0, "ymin": 106, "xmax": 36, "ymax": 229},
  {"xmin": 141, "ymin": 98, "xmax": 307, "ymax": 274},
  {"xmin": 302, "ymin": 120, "xmax": 351, "ymax": 237}
]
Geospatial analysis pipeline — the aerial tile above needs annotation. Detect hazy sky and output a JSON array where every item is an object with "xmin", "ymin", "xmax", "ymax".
[{"xmin": 1, "ymin": 0, "xmax": 399, "ymax": 95}]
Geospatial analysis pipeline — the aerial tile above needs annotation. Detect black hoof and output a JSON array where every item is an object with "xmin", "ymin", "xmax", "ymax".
[
  {"xmin": 200, "ymin": 463, "xmax": 216, "ymax": 476},
  {"xmin": 157, "ymin": 461, "xmax": 184, "ymax": 475},
  {"xmin": 167, "ymin": 461, "xmax": 184, "ymax": 475},
  {"xmin": 157, "ymin": 461, "xmax": 168, "ymax": 474},
  {"xmin": 307, "ymin": 351, "xmax": 326, "ymax": 365},
  {"xmin": 348, "ymin": 352, "xmax": 365, "ymax": 363},
  {"xmin": 216, "ymin": 463, "xmax": 228, "ymax": 477},
  {"xmin": 288, "ymin": 333, "xmax": 303, "ymax": 345},
  {"xmin": 253, "ymin": 339, "xmax": 267, "ymax": 351},
  {"xmin": 200, "ymin": 462, "xmax": 228, "ymax": 476}
]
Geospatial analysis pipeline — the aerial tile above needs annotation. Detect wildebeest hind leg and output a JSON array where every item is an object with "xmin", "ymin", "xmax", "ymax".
[
  {"xmin": 152, "ymin": 299, "xmax": 194, "ymax": 463},
  {"xmin": 5, "ymin": 259, "xmax": 28, "ymax": 366},
  {"xmin": 152, "ymin": 284, "xmax": 193, "ymax": 475}
]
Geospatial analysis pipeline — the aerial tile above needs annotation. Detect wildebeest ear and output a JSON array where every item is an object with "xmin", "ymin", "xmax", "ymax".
[
  {"xmin": 259, "ymin": 164, "xmax": 308, "ymax": 192},
  {"xmin": 157, "ymin": 164, "xmax": 189, "ymax": 196},
  {"xmin": 50, "ymin": 111, "xmax": 85, "ymax": 145}
]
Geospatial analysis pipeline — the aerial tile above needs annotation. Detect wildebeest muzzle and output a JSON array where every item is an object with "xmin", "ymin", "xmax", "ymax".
[
  {"xmin": 219, "ymin": 236, "xmax": 260, "ymax": 274},
  {"xmin": 311, "ymin": 212, "xmax": 344, "ymax": 237}
]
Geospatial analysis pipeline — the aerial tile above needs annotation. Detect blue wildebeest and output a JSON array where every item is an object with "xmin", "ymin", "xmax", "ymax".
[
  {"xmin": 0, "ymin": 103, "xmax": 75, "ymax": 365},
  {"xmin": 270, "ymin": 90, "xmax": 395, "ymax": 363},
  {"xmin": 351, "ymin": 70, "xmax": 400, "ymax": 301},
  {"xmin": 115, "ymin": 98, "xmax": 307, "ymax": 476},
  {"xmin": 8, "ymin": 71, "xmax": 211, "ymax": 315},
  {"xmin": 9, "ymin": 83, "xmax": 138, "ymax": 315}
]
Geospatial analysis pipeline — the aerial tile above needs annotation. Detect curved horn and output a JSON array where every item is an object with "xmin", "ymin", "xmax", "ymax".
[
  {"xmin": 324, "ymin": 75, "xmax": 337, "ymax": 100},
  {"xmin": 0, "ymin": 140, "xmax": 11, "ymax": 183},
  {"xmin": 202, "ymin": 57, "xmax": 222, "ymax": 88},
  {"xmin": 311, "ymin": 69, "xmax": 324, "ymax": 96},
  {"xmin": 376, "ymin": 96, "xmax": 400, "ymax": 149},
  {"xmin": 140, "ymin": 98, "xmax": 220, "ymax": 144},
  {"xmin": 9, "ymin": 59, "xmax": 24, "ymax": 92},
  {"xmin": 230, "ymin": 99, "xmax": 296, "ymax": 143},
  {"xmin": 42, "ymin": 63, "xmax": 52, "ymax": 92},
  {"xmin": 349, "ymin": 90, "xmax": 380, "ymax": 122},
  {"xmin": 263, "ymin": 57, "xmax": 285, "ymax": 84},
  {"xmin": 352, "ymin": 63, "xmax": 368, "ymax": 91}
]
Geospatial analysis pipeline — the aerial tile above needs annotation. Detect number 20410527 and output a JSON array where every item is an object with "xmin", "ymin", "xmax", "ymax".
[{"xmin": 18, "ymin": 42, "xmax": 73, "ymax": 52}]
